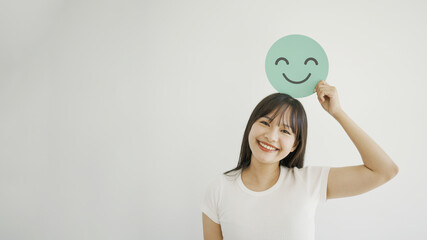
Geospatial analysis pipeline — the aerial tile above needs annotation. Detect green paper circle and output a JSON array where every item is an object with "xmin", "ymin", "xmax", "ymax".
[{"xmin": 265, "ymin": 34, "xmax": 329, "ymax": 98}]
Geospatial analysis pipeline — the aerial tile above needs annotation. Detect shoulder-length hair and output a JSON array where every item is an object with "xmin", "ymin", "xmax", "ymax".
[{"xmin": 224, "ymin": 93, "xmax": 308, "ymax": 176}]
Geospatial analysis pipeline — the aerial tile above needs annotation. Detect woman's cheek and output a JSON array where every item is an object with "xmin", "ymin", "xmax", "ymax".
[{"xmin": 282, "ymin": 136, "xmax": 295, "ymax": 148}]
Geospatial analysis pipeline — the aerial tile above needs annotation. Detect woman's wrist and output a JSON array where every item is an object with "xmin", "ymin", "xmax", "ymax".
[{"xmin": 332, "ymin": 109, "xmax": 346, "ymax": 121}]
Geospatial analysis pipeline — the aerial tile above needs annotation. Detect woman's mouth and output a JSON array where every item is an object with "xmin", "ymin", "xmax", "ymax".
[{"xmin": 257, "ymin": 140, "xmax": 279, "ymax": 152}]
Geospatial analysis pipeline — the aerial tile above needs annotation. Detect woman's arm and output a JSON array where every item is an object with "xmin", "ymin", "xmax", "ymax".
[
  {"xmin": 315, "ymin": 81, "xmax": 399, "ymax": 199},
  {"xmin": 332, "ymin": 110, "xmax": 398, "ymax": 176},
  {"xmin": 202, "ymin": 213, "xmax": 223, "ymax": 240}
]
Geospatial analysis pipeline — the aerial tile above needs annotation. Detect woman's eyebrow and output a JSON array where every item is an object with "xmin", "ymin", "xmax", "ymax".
[{"xmin": 262, "ymin": 116, "xmax": 291, "ymax": 128}]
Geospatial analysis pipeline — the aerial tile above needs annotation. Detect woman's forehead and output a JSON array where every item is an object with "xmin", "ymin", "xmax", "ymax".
[
  {"xmin": 269, "ymin": 105, "xmax": 292, "ymax": 117},
  {"xmin": 264, "ymin": 108, "xmax": 293, "ymax": 126}
]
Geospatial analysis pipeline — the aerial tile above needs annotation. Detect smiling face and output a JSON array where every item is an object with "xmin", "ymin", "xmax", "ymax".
[
  {"xmin": 265, "ymin": 34, "xmax": 329, "ymax": 98},
  {"xmin": 248, "ymin": 109, "xmax": 298, "ymax": 166}
]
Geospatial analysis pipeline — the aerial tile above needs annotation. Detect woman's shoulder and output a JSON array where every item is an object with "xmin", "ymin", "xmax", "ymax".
[
  {"xmin": 221, "ymin": 170, "xmax": 241, "ymax": 184},
  {"xmin": 202, "ymin": 171, "xmax": 239, "ymax": 199},
  {"xmin": 284, "ymin": 165, "xmax": 330, "ymax": 181},
  {"xmin": 286, "ymin": 165, "xmax": 330, "ymax": 173}
]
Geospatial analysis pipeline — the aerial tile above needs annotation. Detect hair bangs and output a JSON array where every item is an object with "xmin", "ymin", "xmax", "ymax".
[{"xmin": 267, "ymin": 103, "xmax": 300, "ymax": 137}]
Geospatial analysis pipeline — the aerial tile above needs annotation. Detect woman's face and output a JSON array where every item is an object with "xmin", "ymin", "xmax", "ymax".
[{"xmin": 248, "ymin": 110, "xmax": 298, "ymax": 165}]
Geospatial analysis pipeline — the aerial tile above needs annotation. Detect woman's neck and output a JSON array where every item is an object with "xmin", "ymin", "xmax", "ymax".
[{"xmin": 242, "ymin": 160, "xmax": 281, "ymax": 187}]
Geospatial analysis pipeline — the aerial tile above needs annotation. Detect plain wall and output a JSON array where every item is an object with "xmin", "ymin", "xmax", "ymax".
[{"xmin": 0, "ymin": 0, "xmax": 425, "ymax": 239}]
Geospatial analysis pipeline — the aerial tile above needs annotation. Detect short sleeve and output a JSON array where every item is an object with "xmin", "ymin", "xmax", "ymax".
[
  {"xmin": 200, "ymin": 175, "xmax": 222, "ymax": 224},
  {"xmin": 302, "ymin": 166, "xmax": 331, "ymax": 206},
  {"xmin": 318, "ymin": 167, "xmax": 330, "ymax": 205}
]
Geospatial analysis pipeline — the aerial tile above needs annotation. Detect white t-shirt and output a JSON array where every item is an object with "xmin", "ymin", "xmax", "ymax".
[{"xmin": 200, "ymin": 165, "xmax": 330, "ymax": 240}]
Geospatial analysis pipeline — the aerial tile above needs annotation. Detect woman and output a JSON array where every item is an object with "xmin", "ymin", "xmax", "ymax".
[{"xmin": 200, "ymin": 81, "xmax": 399, "ymax": 240}]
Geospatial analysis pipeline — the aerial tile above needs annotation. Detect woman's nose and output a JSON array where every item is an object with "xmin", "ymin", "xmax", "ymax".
[{"xmin": 265, "ymin": 127, "xmax": 279, "ymax": 142}]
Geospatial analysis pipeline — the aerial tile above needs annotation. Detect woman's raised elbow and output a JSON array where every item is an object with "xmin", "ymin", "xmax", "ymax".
[{"xmin": 386, "ymin": 163, "xmax": 399, "ymax": 180}]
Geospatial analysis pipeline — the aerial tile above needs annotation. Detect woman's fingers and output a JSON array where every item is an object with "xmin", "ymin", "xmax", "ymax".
[
  {"xmin": 315, "ymin": 81, "xmax": 327, "ymax": 102},
  {"xmin": 316, "ymin": 82, "xmax": 337, "ymax": 104},
  {"xmin": 316, "ymin": 82, "xmax": 336, "ymax": 97},
  {"xmin": 315, "ymin": 80, "xmax": 342, "ymax": 116},
  {"xmin": 314, "ymin": 80, "xmax": 327, "ymax": 92},
  {"xmin": 318, "ymin": 91, "xmax": 327, "ymax": 102}
]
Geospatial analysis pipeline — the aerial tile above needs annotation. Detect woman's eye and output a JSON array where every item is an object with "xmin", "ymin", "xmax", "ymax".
[
  {"xmin": 261, "ymin": 121, "xmax": 290, "ymax": 134},
  {"xmin": 261, "ymin": 121, "xmax": 269, "ymax": 126},
  {"xmin": 281, "ymin": 130, "xmax": 290, "ymax": 134}
]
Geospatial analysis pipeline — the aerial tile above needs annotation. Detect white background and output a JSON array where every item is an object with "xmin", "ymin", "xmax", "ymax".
[{"xmin": 0, "ymin": 0, "xmax": 425, "ymax": 239}]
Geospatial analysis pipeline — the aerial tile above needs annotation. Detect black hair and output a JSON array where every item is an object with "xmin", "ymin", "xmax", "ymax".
[{"xmin": 224, "ymin": 93, "xmax": 308, "ymax": 176}]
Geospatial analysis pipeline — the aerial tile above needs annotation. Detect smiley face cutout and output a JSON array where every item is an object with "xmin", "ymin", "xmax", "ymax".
[{"xmin": 265, "ymin": 34, "xmax": 329, "ymax": 98}]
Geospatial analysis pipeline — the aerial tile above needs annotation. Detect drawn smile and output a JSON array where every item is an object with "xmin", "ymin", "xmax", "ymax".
[{"xmin": 282, "ymin": 72, "xmax": 311, "ymax": 84}]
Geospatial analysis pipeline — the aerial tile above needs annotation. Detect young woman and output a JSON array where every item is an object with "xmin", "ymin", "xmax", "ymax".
[{"xmin": 200, "ymin": 81, "xmax": 399, "ymax": 240}]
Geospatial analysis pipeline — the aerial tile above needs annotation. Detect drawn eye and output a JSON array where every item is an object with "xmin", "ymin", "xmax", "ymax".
[
  {"xmin": 275, "ymin": 57, "xmax": 289, "ymax": 65},
  {"xmin": 304, "ymin": 57, "xmax": 318, "ymax": 65}
]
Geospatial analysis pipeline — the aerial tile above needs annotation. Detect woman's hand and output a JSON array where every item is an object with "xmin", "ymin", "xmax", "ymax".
[{"xmin": 314, "ymin": 80, "xmax": 343, "ymax": 118}]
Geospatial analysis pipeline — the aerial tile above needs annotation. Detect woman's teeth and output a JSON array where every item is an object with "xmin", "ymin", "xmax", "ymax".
[{"xmin": 259, "ymin": 141, "xmax": 278, "ymax": 151}]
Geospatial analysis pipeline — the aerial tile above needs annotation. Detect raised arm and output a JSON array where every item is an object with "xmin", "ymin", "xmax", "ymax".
[{"xmin": 315, "ymin": 81, "xmax": 399, "ymax": 199}]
